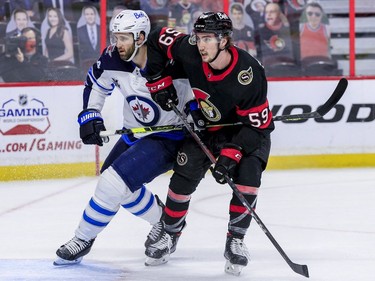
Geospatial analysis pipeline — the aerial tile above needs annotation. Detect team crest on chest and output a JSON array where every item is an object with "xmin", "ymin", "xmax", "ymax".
[
  {"xmin": 126, "ymin": 96, "xmax": 160, "ymax": 126},
  {"xmin": 238, "ymin": 67, "xmax": 253, "ymax": 85},
  {"xmin": 198, "ymin": 99, "xmax": 221, "ymax": 122},
  {"xmin": 193, "ymin": 88, "xmax": 221, "ymax": 122}
]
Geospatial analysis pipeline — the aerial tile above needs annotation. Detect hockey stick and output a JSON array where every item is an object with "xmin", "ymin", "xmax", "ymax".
[
  {"xmin": 169, "ymin": 102, "xmax": 309, "ymax": 278},
  {"xmin": 99, "ymin": 122, "xmax": 242, "ymax": 137},
  {"xmin": 273, "ymin": 78, "xmax": 348, "ymax": 122},
  {"xmin": 100, "ymin": 78, "xmax": 347, "ymax": 138}
]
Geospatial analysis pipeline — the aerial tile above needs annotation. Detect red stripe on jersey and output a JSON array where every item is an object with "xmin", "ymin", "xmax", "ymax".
[
  {"xmin": 236, "ymin": 184, "xmax": 259, "ymax": 195},
  {"xmin": 202, "ymin": 46, "xmax": 239, "ymax": 81},
  {"xmin": 165, "ymin": 206, "xmax": 188, "ymax": 218},
  {"xmin": 229, "ymin": 204, "xmax": 250, "ymax": 214},
  {"xmin": 207, "ymin": 126, "xmax": 222, "ymax": 132},
  {"xmin": 236, "ymin": 99, "xmax": 273, "ymax": 129},
  {"xmin": 168, "ymin": 189, "xmax": 191, "ymax": 203},
  {"xmin": 159, "ymin": 27, "xmax": 184, "ymax": 60}
]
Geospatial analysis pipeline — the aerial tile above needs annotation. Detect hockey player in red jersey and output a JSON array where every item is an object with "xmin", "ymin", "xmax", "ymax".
[{"xmin": 144, "ymin": 11, "xmax": 274, "ymax": 275}]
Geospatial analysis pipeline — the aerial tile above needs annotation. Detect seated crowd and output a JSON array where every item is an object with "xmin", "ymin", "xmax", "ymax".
[
  {"xmin": 0, "ymin": 0, "xmax": 341, "ymax": 83},
  {"xmin": 0, "ymin": 0, "xmax": 100, "ymax": 82},
  {"xmin": 229, "ymin": 0, "xmax": 341, "ymax": 76}
]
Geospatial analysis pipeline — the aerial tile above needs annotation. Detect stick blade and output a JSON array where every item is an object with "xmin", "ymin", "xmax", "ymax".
[
  {"xmin": 317, "ymin": 78, "xmax": 348, "ymax": 117},
  {"xmin": 292, "ymin": 263, "xmax": 309, "ymax": 278}
]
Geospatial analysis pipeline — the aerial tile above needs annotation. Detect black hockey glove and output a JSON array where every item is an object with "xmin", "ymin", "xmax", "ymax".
[
  {"xmin": 146, "ymin": 75, "xmax": 178, "ymax": 111},
  {"xmin": 78, "ymin": 109, "xmax": 107, "ymax": 146},
  {"xmin": 184, "ymin": 100, "xmax": 207, "ymax": 131},
  {"xmin": 212, "ymin": 144, "xmax": 243, "ymax": 184}
]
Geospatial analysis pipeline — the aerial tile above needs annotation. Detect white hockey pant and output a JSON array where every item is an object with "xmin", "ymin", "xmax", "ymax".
[{"xmin": 75, "ymin": 166, "xmax": 162, "ymax": 241}]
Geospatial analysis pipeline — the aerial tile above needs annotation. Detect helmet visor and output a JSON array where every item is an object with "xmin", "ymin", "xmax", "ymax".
[
  {"xmin": 110, "ymin": 32, "xmax": 134, "ymax": 45},
  {"xmin": 190, "ymin": 31, "xmax": 222, "ymax": 45}
]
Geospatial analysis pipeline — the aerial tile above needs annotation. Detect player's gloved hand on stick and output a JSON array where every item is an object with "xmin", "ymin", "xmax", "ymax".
[
  {"xmin": 212, "ymin": 143, "xmax": 243, "ymax": 184},
  {"xmin": 146, "ymin": 75, "xmax": 178, "ymax": 111},
  {"xmin": 184, "ymin": 100, "xmax": 206, "ymax": 132},
  {"xmin": 78, "ymin": 109, "xmax": 108, "ymax": 146}
]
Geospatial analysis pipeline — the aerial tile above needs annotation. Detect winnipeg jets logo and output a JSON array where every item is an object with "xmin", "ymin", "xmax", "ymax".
[
  {"xmin": 132, "ymin": 100, "xmax": 150, "ymax": 121},
  {"xmin": 127, "ymin": 96, "xmax": 160, "ymax": 126}
]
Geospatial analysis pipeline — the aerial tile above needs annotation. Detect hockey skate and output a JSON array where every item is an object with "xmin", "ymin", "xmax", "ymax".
[
  {"xmin": 144, "ymin": 223, "xmax": 185, "ymax": 266},
  {"xmin": 53, "ymin": 236, "xmax": 95, "ymax": 266},
  {"xmin": 169, "ymin": 231, "xmax": 182, "ymax": 254},
  {"xmin": 224, "ymin": 233, "xmax": 250, "ymax": 276},
  {"xmin": 145, "ymin": 195, "xmax": 165, "ymax": 248},
  {"xmin": 144, "ymin": 224, "xmax": 172, "ymax": 266}
]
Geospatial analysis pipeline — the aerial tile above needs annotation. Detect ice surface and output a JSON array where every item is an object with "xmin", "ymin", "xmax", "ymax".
[{"xmin": 1, "ymin": 168, "xmax": 374, "ymax": 281}]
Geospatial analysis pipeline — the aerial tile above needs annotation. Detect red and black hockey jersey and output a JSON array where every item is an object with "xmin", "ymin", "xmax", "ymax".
[{"xmin": 147, "ymin": 27, "xmax": 274, "ymax": 155}]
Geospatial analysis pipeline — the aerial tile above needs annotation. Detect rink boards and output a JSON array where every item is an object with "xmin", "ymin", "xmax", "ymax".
[{"xmin": 0, "ymin": 79, "xmax": 374, "ymax": 180}]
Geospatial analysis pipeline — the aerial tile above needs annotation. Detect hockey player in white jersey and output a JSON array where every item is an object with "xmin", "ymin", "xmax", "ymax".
[{"xmin": 53, "ymin": 10, "xmax": 193, "ymax": 266}]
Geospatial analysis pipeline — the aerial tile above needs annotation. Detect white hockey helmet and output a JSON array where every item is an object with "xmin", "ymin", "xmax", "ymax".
[
  {"xmin": 110, "ymin": 10, "xmax": 150, "ymax": 61},
  {"xmin": 111, "ymin": 9, "xmax": 150, "ymax": 43}
]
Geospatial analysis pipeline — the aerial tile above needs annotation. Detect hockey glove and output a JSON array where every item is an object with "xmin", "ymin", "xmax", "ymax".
[
  {"xmin": 146, "ymin": 75, "xmax": 178, "ymax": 111},
  {"xmin": 184, "ymin": 100, "xmax": 207, "ymax": 131},
  {"xmin": 212, "ymin": 144, "xmax": 243, "ymax": 184},
  {"xmin": 78, "ymin": 109, "xmax": 107, "ymax": 146}
]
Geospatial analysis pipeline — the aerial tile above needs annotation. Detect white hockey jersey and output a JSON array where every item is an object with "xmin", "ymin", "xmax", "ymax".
[{"xmin": 82, "ymin": 45, "xmax": 193, "ymax": 140}]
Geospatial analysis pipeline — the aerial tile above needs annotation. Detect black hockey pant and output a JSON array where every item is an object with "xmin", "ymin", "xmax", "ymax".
[{"xmin": 163, "ymin": 136, "xmax": 265, "ymax": 237}]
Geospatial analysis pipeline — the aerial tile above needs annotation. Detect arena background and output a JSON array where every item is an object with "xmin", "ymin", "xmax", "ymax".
[{"xmin": 0, "ymin": 0, "xmax": 374, "ymax": 181}]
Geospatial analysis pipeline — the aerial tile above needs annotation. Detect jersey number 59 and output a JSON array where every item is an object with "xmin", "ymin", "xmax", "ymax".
[
  {"xmin": 248, "ymin": 108, "xmax": 270, "ymax": 128},
  {"xmin": 159, "ymin": 28, "xmax": 182, "ymax": 46}
]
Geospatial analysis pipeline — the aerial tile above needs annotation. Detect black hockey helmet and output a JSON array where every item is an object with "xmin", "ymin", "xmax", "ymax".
[{"xmin": 193, "ymin": 12, "xmax": 233, "ymax": 37}]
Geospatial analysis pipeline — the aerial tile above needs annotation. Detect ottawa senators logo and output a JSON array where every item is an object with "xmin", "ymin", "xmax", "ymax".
[
  {"xmin": 198, "ymin": 99, "xmax": 221, "ymax": 122},
  {"xmin": 193, "ymin": 88, "xmax": 221, "ymax": 122},
  {"xmin": 177, "ymin": 151, "xmax": 188, "ymax": 166},
  {"xmin": 264, "ymin": 35, "xmax": 286, "ymax": 52},
  {"xmin": 238, "ymin": 67, "xmax": 253, "ymax": 85}
]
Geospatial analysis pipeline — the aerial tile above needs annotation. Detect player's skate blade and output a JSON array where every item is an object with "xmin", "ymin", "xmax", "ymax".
[
  {"xmin": 224, "ymin": 260, "xmax": 245, "ymax": 276},
  {"xmin": 144, "ymin": 254, "xmax": 170, "ymax": 266},
  {"xmin": 53, "ymin": 256, "xmax": 83, "ymax": 266}
]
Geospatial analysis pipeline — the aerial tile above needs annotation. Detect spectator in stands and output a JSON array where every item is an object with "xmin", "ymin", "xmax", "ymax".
[
  {"xmin": 0, "ymin": 27, "xmax": 48, "ymax": 82},
  {"xmin": 194, "ymin": 0, "xmax": 222, "ymax": 13},
  {"xmin": 42, "ymin": 0, "xmax": 74, "ymax": 21},
  {"xmin": 77, "ymin": 5, "xmax": 100, "ymax": 69},
  {"xmin": 257, "ymin": 2, "xmax": 295, "ymax": 67},
  {"xmin": 41, "ymin": 7, "xmax": 74, "ymax": 64},
  {"xmin": 230, "ymin": 2, "xmax": 257, "ymax": 57},
  {"xmin": 6, "ymin": 9, "xmax": 35, "ymax": 37},
  {"xmin": 299, "ymin": 1, "xmax": 331, "ymax": 60},
  {"xmin": 169, "ymin": 0, "xmax": 198, "ymax": 33},
  {"xmin": 9, "ymin": 0, "xmax": 41, "ymax": 21},
  {"xmin": 140, "ymin": 0, "xmax": 170, "ymax": 27},
  {"xmin": 245, "ymin": 0, "xmax": 268, "ymax": 32},
  {"xmin": 275, "ymin": 0, "xmax": 307, "ymax": 61}
]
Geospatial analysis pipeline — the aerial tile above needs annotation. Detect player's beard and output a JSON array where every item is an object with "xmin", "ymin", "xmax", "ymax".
[{"xmin": 120, "ymin": 44, "xmax": 136, "ymax": 61}]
